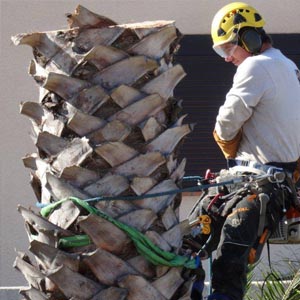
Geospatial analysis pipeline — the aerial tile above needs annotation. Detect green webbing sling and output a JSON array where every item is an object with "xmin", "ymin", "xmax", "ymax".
[{"xmin": 41, "ymin": 197, "xmax": 199, "ymax": 269}]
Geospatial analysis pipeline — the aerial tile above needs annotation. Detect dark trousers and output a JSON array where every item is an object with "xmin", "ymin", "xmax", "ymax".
[{"xmin": 199, "ymin": 182, "xmax": 292, "ymax": 300}]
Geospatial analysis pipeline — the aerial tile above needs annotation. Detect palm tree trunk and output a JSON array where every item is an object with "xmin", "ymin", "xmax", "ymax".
[{"xmin": 12, "ymin": 5, "xmax": 194, "ymax": 300}]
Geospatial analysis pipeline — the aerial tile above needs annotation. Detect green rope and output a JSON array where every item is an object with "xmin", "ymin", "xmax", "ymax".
[
  {"xmin": 58, "ymin": 234, "xmax": 91, "ymax": 248},
  {"xmin": 41, "ymin": 197, "xmax": 199, "ymax": 269}
]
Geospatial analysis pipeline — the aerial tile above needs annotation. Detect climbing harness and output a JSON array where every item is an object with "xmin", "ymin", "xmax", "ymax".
[{"xmin": 187, "ymin": 165, "xmax": 300, "ymax": 266}]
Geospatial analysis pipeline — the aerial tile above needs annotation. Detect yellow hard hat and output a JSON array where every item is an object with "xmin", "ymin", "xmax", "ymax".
[{"xmin": 211, "ymin": 2, "xmax": 265, "ymax": 47}]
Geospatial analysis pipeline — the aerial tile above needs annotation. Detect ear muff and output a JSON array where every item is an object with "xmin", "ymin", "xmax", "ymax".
[{"xmin": 240, "ymin": 29, "xmax": 262, "ymax": 54}]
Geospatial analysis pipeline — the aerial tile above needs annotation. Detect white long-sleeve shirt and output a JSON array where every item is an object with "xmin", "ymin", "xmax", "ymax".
[{"xmin": 215, "ymin": 48, "xmax": 300, "ymax": 164}]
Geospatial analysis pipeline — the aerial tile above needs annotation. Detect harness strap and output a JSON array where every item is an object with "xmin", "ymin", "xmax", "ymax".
[
  {"xmin": 257, "ymin": 193, "xmax": 270, "ymax": 237},
  {"xmin": 228, "ymin": 159, "xmax": 296, "ymax": 174},
  {"xmin": 248, "ymin": 228, "xmax": 270, "ymax": 264}
]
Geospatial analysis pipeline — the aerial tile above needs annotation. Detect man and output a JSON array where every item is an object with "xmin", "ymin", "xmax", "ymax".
[{"xmin": 189, "ymin": 2, "xmax": 300, "ymax": 300}]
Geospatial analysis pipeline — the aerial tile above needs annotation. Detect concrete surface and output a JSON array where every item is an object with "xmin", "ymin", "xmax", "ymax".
[{"xmin": 0, "ymin": 287, "xmax": 24, "ymax": 300}]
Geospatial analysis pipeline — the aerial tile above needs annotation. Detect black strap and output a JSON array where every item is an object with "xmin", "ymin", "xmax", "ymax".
[{"xmin": 267, "ymin": 240, "xmax": 272, "ymax": 269}]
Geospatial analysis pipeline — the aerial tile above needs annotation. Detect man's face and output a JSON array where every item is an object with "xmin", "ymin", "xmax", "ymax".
[
  {"xmin": 213, "ymin": 39, "xmax": 252, "ymax": 67},
  {"xmin": 224, "ymin": 45, "xmax": 252, "ymax": 66}
]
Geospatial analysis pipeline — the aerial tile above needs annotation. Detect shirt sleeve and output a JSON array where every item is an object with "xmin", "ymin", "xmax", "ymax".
[{"xmin": 215, "ymin": 58, "xmax": 273, "ymax": 141}]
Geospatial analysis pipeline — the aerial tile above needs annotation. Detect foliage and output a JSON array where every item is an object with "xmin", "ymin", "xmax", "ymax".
[{"xmin": 245, "ymin": 263, "xmax": 300, "ymax": 300}]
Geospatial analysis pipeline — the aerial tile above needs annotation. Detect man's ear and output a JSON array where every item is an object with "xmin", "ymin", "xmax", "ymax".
[{"xmin": 240, "ymin": 29, "xmax": 262, "ymax": 54}]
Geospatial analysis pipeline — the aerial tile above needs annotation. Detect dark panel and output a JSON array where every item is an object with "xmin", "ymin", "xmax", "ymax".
[{"xmin": 175, "ymin": 34, "xmax": 300, "ymax": 177}]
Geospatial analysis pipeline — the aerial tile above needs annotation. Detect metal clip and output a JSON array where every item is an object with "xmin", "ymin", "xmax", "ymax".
[
  {"xmin": 267, "ymin": 168, "xmax": 285, "ymax": 183},
  {"xmin": 189, "ymin": 215, "xmax": 211, "ymax": 235}
]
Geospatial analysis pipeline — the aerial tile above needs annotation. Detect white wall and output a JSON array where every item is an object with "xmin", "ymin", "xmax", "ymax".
[{"xmin": 1, "ymin": 0, "xmax": 300, "ymax": 287}]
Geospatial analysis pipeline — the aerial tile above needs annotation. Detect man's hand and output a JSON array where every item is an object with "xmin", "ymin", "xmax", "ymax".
[{"xmin": 213, "ymin": 129, "xmax": 242, "ymax": 159}]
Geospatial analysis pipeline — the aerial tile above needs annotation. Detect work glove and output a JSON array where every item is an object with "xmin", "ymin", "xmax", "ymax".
[{"xmin": 213, "ymin": 129, "xmax": 242, "ymax": 159}]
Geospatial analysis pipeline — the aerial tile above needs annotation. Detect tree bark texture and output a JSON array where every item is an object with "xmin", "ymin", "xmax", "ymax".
[{"xmin": 12, "ymin": 5, "xmax": 194, "ymax": 300}]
